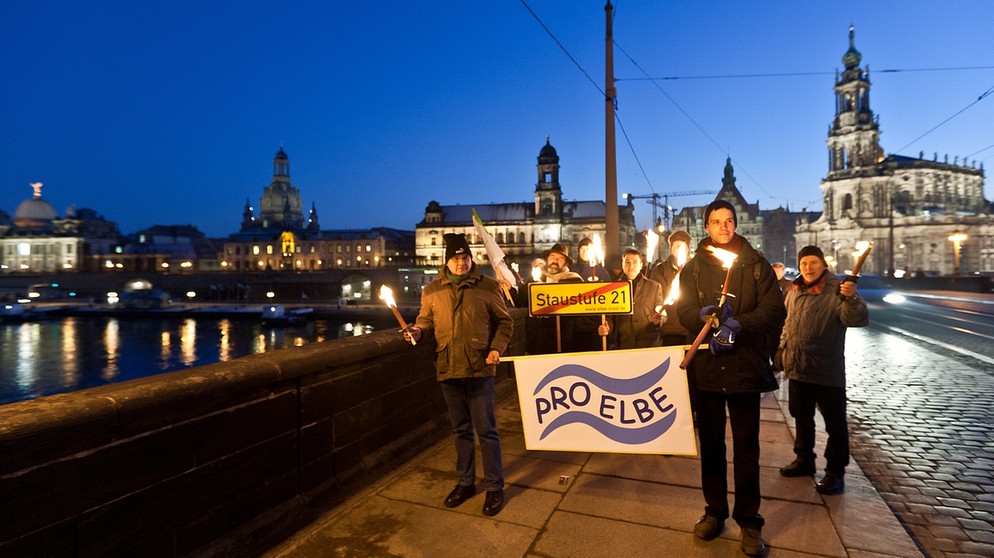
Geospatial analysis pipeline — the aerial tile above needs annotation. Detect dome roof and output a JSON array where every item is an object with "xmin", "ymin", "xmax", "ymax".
[
  {"xmin": 275, "ymin": 147, "xmax": 288, "ymax": 160},
  {"xmin": 14, "ymin": 198, "xmax": 57, "ymax": 228},
  {"xmin": 13, "ymin": 183, "xmax": 58, "ymax": 228},
  {"xmin": 538, "ymin": 137, "xmax": 559, "ymax": 163},
  {"xmin": 842, "ymin": 26, "xmax": 862, "ymax": 69}
]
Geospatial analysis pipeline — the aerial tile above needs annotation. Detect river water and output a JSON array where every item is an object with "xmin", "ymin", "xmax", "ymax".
[{"xmin": 0, "ymin": 315, "xmax": 397, "ymax": 405}]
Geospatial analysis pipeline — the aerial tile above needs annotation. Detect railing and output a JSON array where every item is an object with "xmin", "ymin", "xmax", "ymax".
[{"xmin": 0, "ymin": 310, "xmax": 527, "ymax": 557}]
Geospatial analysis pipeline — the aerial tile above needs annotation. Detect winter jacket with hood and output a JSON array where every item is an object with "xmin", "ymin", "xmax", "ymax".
[
  {"xmin": 415, "ymin": 263, "xmax": 513, "ymax": 381},
  {"xmin": 676, "ymin": 234, "xmax": 786, "ymax": 394}
]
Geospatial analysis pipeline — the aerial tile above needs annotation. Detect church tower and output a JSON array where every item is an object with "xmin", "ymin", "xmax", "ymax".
[
  {"xmin": 258, "ymin": 146, "xmax": 305, "ymax": 231},
  {"xmin": 827, "ymin": 26, "xmax": 883, "ymax": 176},
  {"xmin": 534, "ymin": 137, "xmax": 563, "ymax": 220}
]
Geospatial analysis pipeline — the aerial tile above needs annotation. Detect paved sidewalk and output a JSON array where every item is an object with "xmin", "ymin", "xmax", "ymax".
[{"xmin": 264, "ymin": 382, "xmax": 922, "ymax": 557}]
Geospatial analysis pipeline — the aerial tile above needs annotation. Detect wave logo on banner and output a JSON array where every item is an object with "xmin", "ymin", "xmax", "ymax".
[{"xmin": 532, "ymin": 357, "xmax": 676, "ymax": 444}]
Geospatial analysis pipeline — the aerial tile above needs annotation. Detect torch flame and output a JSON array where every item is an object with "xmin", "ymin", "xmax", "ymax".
[
  {"xmin": 510, "ymin": 262, "xmax": 519, "ymax": 273},
  {"xmin": 645, "ymin": 229, "xmax": 659, "ymax": 265},
  {"xmin": 707, "ymin": 246, "xmax": 738, "ymax": 269},
  {"xmin": 531, "ymin": 263, "xmax": 543, "ymax": 282},
  {"xmin": 853, "ymin": 241, "xmax": 871, "ymax": 258},
  {"xmin": 591, "ymin": 233, "xmax": 603, "ymax": 266},
  {"xmin": 664, "ymin": 273, "xmax": 680, "ymax": 305},
  {"xmin": 378, "ymin": 285, "xmax": 397, "ymax": 308},
  {"xmin": 675, "ymin": 242, "xmax": 689, "ymax": 267}
]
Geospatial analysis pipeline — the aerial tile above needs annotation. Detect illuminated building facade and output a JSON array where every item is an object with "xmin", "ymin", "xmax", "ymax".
[
  {"xmin": 0, "ymin": 183, "xmax": 120, "ymax": 273},
  {"xmin": 414, "ymin": 138, "xmax": 638, "ymax": 267},
  {"xmin": 221, "ymin": 147, "xmax": 415, "ymax": 271},
  {"xmin": 795, "ymin": 27, "xmax": 990, "ymax": 276}
]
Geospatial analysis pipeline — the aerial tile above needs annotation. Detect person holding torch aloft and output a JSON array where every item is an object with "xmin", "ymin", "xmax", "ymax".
[
  {"xmin": 776, "ymin": 245, "xmax": 868, "ymax": 495},
  {"xmin": 676, "ymin": 200, "xmax": 786, "ymax": 557},
  {"xmin": 403, "ymin": 233, "xmax": 513, "ymax": 517}
]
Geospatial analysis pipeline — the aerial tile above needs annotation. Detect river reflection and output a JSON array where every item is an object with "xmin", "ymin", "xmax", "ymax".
[{"xmin": 0, "ymin": 316, "xmax": 395, "ymax": 405}]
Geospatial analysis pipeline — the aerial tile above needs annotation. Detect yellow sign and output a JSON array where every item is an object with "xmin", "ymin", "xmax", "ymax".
[{"xmin": 528, "ymin": 281, "xmax": 633, "ymax": 316}]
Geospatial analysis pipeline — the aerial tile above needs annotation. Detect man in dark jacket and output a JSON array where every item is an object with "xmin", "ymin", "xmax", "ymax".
[
  {"xmin": 650, "ymin": 230, "xmax": 692, "ymax": 346},
  {"xmin": 405, "ymin": 233, "xmax": 514, "ymax": 516},
  {"xmin": 599, "ymin": 248, "xmax": 665, "ymax": 349},
  {"xmin": 777, "ymin": 246, "xmax": 868, "ymax": 495},
  {"xmin": 677, "ymin": 200, "xmax": 786, "ymax": 557}
]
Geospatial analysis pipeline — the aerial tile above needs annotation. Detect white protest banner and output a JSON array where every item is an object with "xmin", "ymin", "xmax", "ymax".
[{"xmin": 512, "ymin": 347, "xmax": 697, "ymax": 455}]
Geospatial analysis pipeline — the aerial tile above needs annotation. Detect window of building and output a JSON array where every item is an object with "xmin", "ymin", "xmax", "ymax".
[{"xmin": 365, "ymin": 244, "xmax": 371, "ymax": 252}]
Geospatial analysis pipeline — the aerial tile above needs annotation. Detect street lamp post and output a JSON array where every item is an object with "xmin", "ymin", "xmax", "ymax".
[{"xmin": 948, "ymin": 231, "xmax": 967, "ymax": 276}]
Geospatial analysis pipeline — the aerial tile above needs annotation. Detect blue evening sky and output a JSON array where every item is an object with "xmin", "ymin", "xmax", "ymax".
[{"xmin": 2, "ymin": 1, "xmax": 992, "ymax": 238}]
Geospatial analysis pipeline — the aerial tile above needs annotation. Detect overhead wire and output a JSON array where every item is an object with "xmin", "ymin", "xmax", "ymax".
[
  {"xmin": 521, "ymin": 1, "xmax": 990, "ymax": 211},
  {"xmin": 893, "ymin": 85, "xmax": 994, "ymax": 155}
]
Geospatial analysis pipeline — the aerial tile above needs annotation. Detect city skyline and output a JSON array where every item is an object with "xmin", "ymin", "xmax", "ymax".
[{"xmin": 2, "ymin": 1, "xmax": 992, "ymax": 238}]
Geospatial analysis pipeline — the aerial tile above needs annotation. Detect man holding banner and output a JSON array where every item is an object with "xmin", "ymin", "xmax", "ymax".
[
  {"xmin": 677, "ymin": 200, "xmax": 785, "ymax": 557},
  {"xmin": 404, "ymin": 233, "xmax": 513, "ymax": 517},
  {"xmin": 598, "ymin": 248, "xmax": 665, "ymax": 349}
]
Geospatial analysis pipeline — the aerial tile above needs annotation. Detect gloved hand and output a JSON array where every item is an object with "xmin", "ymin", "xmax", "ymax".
[
  {"xmin": 773, "ymin": 348, "xmax": 784, "ymax": 371},
  {"xmin": 709, "ymin": 318, "xmax": 741, "ymax": 355},
  {"xmin": 699, "ymin": 303, "xmax": 732, "ymax": 324}
]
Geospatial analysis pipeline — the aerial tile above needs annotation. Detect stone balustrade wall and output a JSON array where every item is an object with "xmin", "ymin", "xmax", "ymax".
[{"xmin": 0, "ymin": 310, "xmax": 526, "ymax": 556}]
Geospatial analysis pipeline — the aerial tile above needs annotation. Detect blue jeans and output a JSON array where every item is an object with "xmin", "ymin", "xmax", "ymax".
[{"xmin": 439, "ymin": 377, "xmax": 503, "ymax": 492}]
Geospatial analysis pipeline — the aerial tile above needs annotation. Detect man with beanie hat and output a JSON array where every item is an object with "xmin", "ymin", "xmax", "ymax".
[
  {"xmin": 676, "ymin": 199, "xmax": 785, "ymax": 556},
  {"xmin": 777, "ymin": 245, "xmax": 868, "ymax": 496},
  {"xmin": 405, "ymin": 233, "xmax": 513, "ymax": 516}
]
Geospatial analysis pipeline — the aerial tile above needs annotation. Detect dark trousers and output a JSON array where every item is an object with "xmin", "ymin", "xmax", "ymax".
[
  {"xmin": 787, "ymin": 379, "xmax": 850, "ymax": 476},
  {"xmin": 696, "ymin": 390, "xmax": 764, "ymax": 529},
  {"xmin": 439, "ymin": 377, "xmax": 504, "ymax": 492}
]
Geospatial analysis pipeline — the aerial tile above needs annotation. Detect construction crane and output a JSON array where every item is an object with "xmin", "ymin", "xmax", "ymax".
[{"xmin": 622, "ymin": 190, "xmax": 716, "ymax": 232}]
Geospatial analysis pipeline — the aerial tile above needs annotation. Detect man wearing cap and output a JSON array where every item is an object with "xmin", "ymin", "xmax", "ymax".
[
  {"xmin": 777, "ymin": 245, "xmax": 868, "ymax": 496},
  {"xmin": 676, "ymin": 199, "xmax": 786, "ymax": 556},
  {"xmin": 405, "ymin": 233, "xmax": 513, "ymax": 517},
  {"xmin": 573, "ymin": 237, "xmax": 612, "ymax": 281}
]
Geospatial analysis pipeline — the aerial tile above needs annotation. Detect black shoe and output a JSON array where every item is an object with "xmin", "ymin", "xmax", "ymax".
[
  {"xmin": 779, "ymin": 458, "xmax": 816, "ymax": 477},
  {"xmin": 482, "ymin": 489, "xmax": 504, "ymax": 516},
  {"xmin": 693, "ymin": 514, "xmax": 724, "ymax": 541},
  {"xmin": 444, "ymin": 484, "xmax": 475, "ymax": 508},
  {"xmin": 740, "ymin": 527, "xmax": 766, "ymax": 556},
  {"xmin": 816, "ymin": 474, "xmax": 845, "ymax": 495}
]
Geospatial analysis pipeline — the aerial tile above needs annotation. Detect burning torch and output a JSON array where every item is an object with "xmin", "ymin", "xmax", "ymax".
[
  {"xmin": 591, "ymin": 233, "xmax": 609, "ymax": 351},
  {"xmin": 680, "ymin": 246, "xmax": 738, "ymax": 369},
  {"xmin": 839, "ymin": 241, "xmax": 873, "ymax": 300},
  {"xmin": 378, "ymin": 285, "xmax": 416, "ymax": 345},
  {"xmin": 645, "ymin": 229, "xmax": 659, "ymax": 267}
]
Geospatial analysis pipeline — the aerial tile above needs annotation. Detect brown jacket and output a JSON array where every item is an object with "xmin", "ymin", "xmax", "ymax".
[{"xmin": 415, "ymin": 264, "xmax": 513, "ymax": 380}]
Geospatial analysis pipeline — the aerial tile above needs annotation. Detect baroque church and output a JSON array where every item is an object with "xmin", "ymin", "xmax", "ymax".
[
  {"xmin": 414, "ymin": 138, "xmax": 638, "ymax": 267},
  {"xmin": 794, "ymin": 27, "xmax": 990, "ymax": 276},
  {"xmin": 222, "ymin": 147, "xmax": 415, "ymax": 272}
]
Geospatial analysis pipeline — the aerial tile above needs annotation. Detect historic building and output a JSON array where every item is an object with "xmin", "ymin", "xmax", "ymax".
[
  {"xmin": 221, "ymin": 147, "xmax": 415, "ymax": 272},
  {"xmin": 0, "ymin": 183, "xmax": 120, "ymax": 273},
  {"xmin": 671, "ymin": 158, "xmax": 811, "ymax": 266},
  {"xmin": 795, "ymin": 27, "xmax": 990, "ymax": 276},
  {"xmin": 414, "ymin": 138, "xmax": 638, "ymax": 268}
]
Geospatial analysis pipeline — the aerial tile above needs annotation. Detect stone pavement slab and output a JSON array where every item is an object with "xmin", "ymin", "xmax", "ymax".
[{"xmin": 263, "ymin": 386, "xmax": 923, "ymax": 558}]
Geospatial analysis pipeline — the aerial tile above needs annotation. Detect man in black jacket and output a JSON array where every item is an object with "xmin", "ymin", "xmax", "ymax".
[{"xmin": 677, "ymin": 200, "xmax": 786, "ymax": 557}]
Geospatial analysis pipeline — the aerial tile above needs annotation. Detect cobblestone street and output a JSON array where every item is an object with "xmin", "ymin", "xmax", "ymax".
[{"xmin": 845, "ymin": 326, "xmax": 994, "ymax": 557}]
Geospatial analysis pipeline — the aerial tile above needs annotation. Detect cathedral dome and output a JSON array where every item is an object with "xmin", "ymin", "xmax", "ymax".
[
  {"xmin": 275, "ymin": 147, "xmax": 288, "ymax": 160},
  {"xmin": 13, "ymin": 183, "xmax": 57, "ymax": 228}
]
